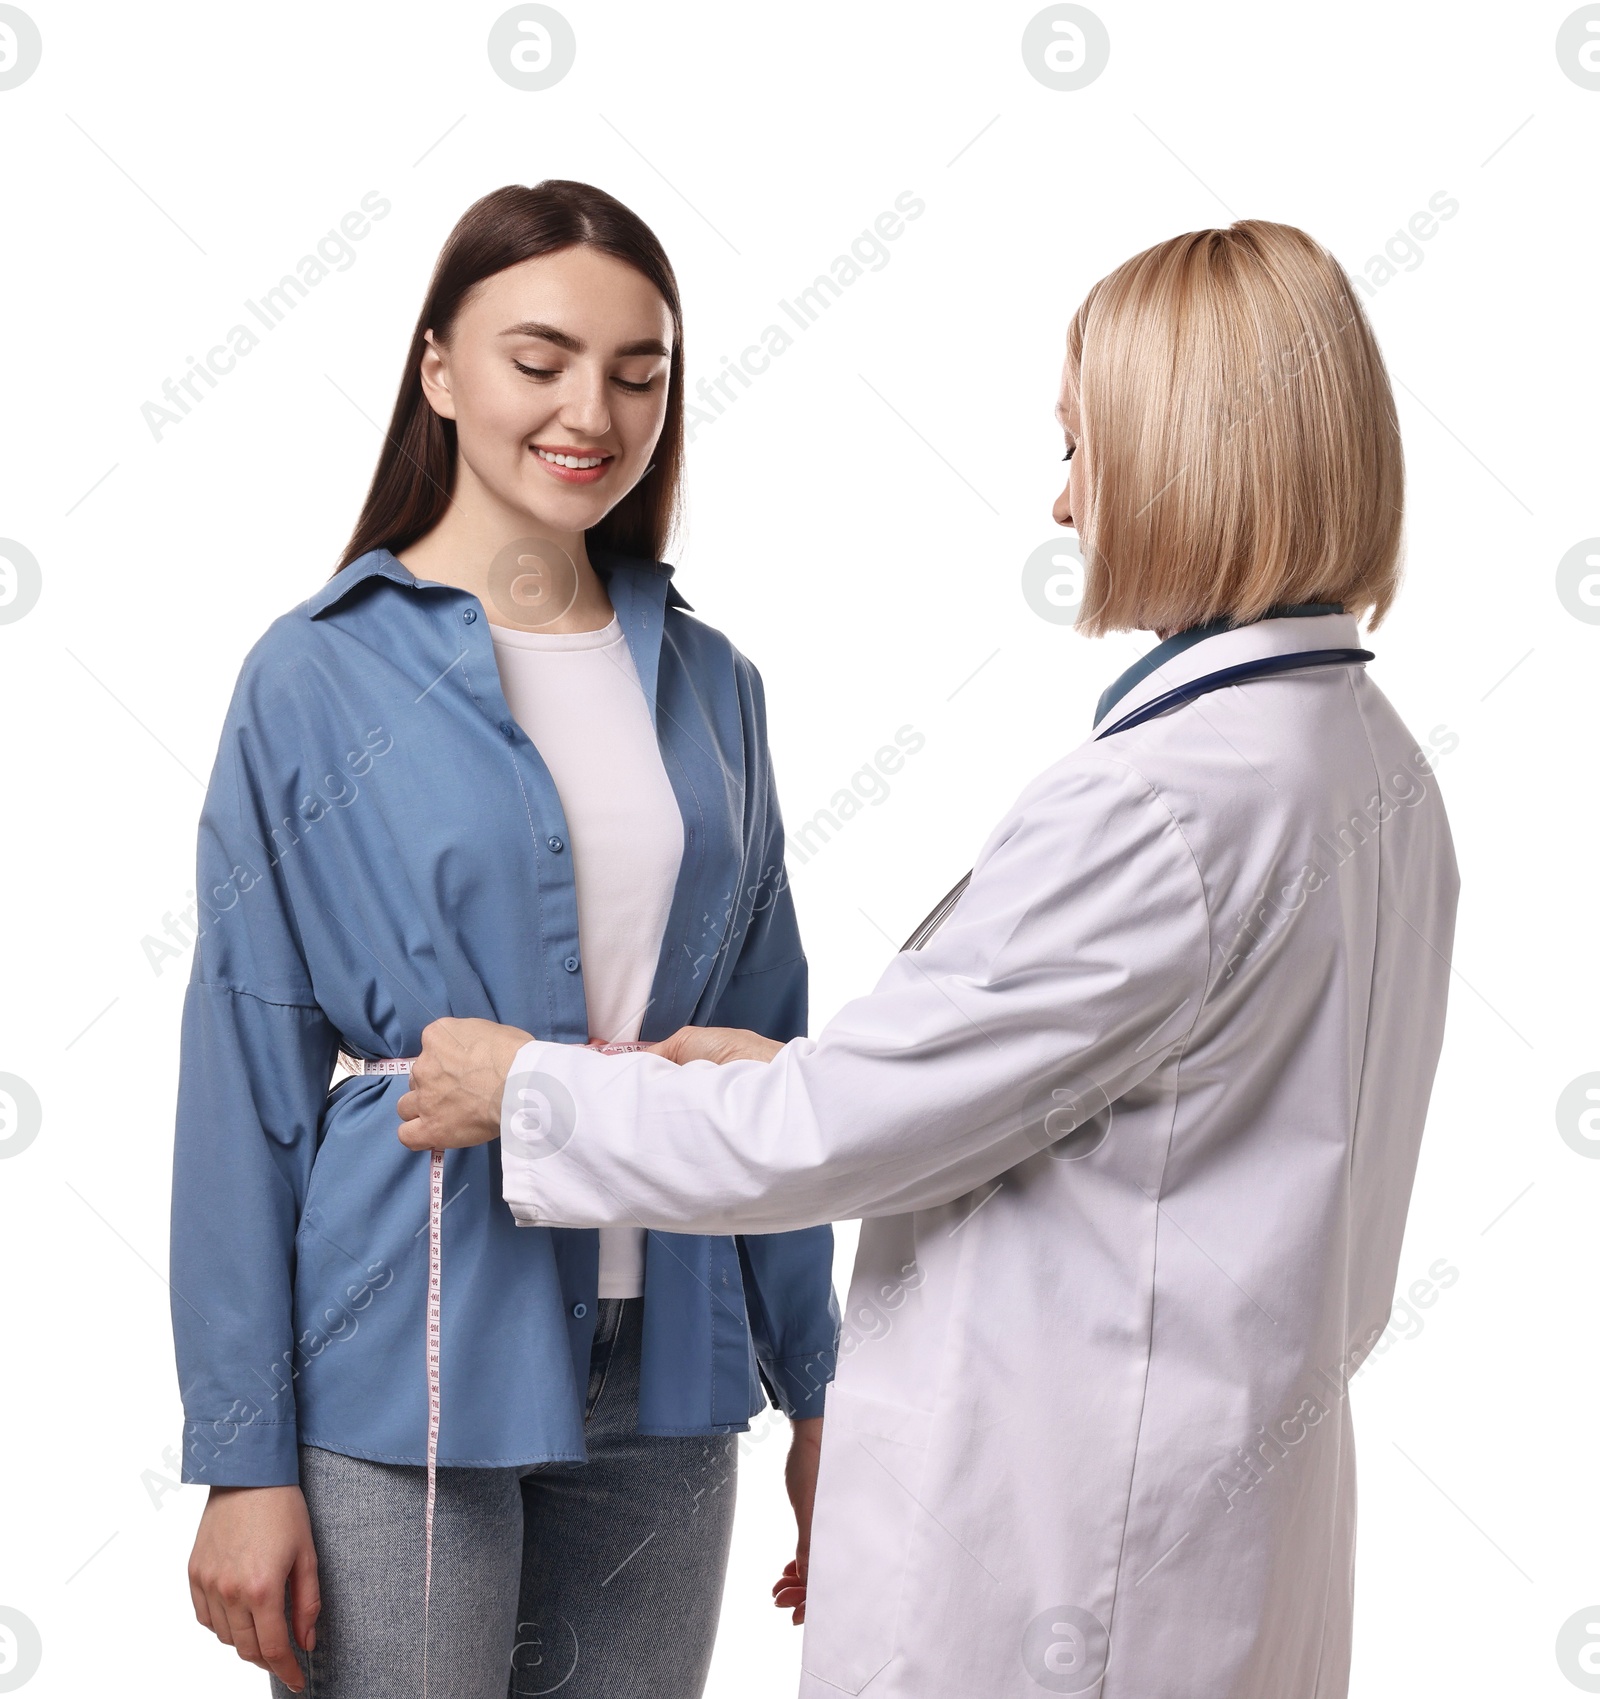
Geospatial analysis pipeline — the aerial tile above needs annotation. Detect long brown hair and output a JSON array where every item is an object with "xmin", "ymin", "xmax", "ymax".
[{"xmin": 336, "ymin": 181, "xmax": 685, "ymax": 573}]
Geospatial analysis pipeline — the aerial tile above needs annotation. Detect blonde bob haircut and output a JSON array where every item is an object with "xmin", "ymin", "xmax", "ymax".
[{"xmin": 1067, "ymin": 220, "xmax": 1403, "ymax": 637}]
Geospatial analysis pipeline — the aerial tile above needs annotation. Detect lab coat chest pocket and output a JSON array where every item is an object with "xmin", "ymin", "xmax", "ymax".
[{"xmin": 802, "ymin": 1387, "xmax": 932, "ymax": 1694}]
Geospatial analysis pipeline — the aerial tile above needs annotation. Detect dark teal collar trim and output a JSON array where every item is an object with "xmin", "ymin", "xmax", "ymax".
[{"xmin": 1094, "ymin": 602, "xmax": 1344, "ymax": 726}]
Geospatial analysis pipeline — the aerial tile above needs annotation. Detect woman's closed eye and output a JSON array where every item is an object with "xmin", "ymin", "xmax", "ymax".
[{"xmin": 512, "ymin": 360, "xmax": 659, "ymax": 394}]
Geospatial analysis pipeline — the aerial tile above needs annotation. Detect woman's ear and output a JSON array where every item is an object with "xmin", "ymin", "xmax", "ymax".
[{"xmin": 418, "ymin": 328, "xmax": 457, "ymax": 421}]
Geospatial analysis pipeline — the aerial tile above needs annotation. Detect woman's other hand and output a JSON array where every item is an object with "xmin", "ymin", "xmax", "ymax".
[
  {"xmin": 648, "ymin": 1026, "xmax": 783, "ymax": 1066},
  {"xmin": 774, "ymin": 1415, "xmax": 824, "ymax": 1624},
  {"xmin": 188, "ymin": 1484, "xmax": 320, "ymax": 1692}
]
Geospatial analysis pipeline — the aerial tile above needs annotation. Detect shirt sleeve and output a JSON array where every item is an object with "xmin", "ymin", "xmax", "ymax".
[
  {"xmin": 169, "ymin": 662, "xmax": 340, "ymax": 1487},
  {"xmin": 496, "ymin": 754, "xmax": 1212, "ymax": 1237}
]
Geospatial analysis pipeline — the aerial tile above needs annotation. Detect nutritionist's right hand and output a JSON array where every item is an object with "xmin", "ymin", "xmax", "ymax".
[{"xmin": 188, "ymin": 1483, "xmax": 320, "ymax": 1692}]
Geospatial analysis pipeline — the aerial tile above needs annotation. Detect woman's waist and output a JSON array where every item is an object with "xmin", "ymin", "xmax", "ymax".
[{"xmin": 304, "ymin": 1087, "xmax": 741, "ymax": 1268}]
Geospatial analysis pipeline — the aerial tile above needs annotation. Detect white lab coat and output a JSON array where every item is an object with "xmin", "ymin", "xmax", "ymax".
[{"xmin": 500, "ymin": 612, "xmax": 1459, "ymax": 1699}]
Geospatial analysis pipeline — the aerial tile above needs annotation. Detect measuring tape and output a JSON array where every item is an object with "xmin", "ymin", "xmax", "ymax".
[
  {"xmin": 337, "ymin": 1051, "xmax": 442, "ymax": 1683},
  {"xmin": 331, "ymin": 1036, "xmax": 651, "ymax": 1684}
]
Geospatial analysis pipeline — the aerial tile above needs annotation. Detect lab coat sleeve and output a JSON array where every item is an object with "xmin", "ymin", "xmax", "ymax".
[
  {"xmin": 169, "ymin": 655, "xmax": 340, "ymax": 1486},
  {"xmin": 498, "ymin": 753, "xmax": 1212, "ymax": 1235}
]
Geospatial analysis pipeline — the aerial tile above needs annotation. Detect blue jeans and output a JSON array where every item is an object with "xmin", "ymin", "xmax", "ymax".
[{"xmin": 270, "ymin": 1297, "xmax": 739, "ymax": 1697}]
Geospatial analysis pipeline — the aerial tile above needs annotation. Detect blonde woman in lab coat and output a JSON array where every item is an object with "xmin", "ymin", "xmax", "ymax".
[{"xmin": 400, "ymin": 220, "xmax": 1460, "ymax": 1699}]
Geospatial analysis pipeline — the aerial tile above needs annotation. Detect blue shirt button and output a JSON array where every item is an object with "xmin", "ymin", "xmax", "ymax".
[
  {"xmin": 501, "ymin": 721, "xmax": 516, "ymax": 741},
  {"xmin": 547, "ymin": 835, "xmax": 564, "ymax": 853},
  {"xmin": 563, "ymin": 956, "xmax": 579, "ymax": 973},
  {"xmin": 463, "ymin": 607, "xmax": 477, "ymax": 623},
  {"xmin": 572, "ymin": 1302, "xmax": 588, "ymax": 1319}
]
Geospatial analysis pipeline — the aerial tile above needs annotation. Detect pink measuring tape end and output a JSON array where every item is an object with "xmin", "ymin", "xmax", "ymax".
[{"xmin": 423, "ymin": 1143, "xmax": 444, "ymax": 1685}]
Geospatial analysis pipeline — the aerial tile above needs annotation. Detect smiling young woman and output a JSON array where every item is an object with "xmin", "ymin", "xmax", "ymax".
[{"xmin": 169, "ymin": 181, "xmax": 838, "ymax": 1699}]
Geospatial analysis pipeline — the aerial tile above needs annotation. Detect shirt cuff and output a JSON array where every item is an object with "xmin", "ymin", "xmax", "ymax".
[
  {"xmin": 180, "ymin": 1416, "xmax": 300, "ymax": 1487},
  {"xmin": 760, "ymin": 1350, "xmax": 837, "ymax": 1420}
]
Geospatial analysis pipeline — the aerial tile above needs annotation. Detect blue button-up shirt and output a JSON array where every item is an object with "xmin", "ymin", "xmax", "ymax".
[{"xmin": 170, "ymin": 546, "xmax": 839, "ymax": 1487}]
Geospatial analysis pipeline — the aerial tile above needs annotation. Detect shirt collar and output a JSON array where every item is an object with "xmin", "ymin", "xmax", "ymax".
[
  {"xmin": 305, "ymin": 545, "xmax": 694, "ymax": 620},
  {"xmin": 1093, "ymin": 602, "xmax": 1349, "ymax": 728}
]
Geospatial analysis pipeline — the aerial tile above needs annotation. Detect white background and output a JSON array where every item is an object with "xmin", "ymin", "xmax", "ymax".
[{"xmin": 0, "ymin": 1, "xmax": 1594, "ymax": 1694}]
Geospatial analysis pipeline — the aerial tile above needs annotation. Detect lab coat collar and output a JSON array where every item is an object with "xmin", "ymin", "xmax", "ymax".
[{"xmin": 1091, "ymin": 606, "xmax": 1366, "ymax": 735}]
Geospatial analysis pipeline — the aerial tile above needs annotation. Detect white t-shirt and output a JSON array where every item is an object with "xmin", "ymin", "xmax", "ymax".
[{"xmin": 489, "ymin": 613, "xmax": 684, "ymax": 1298}]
